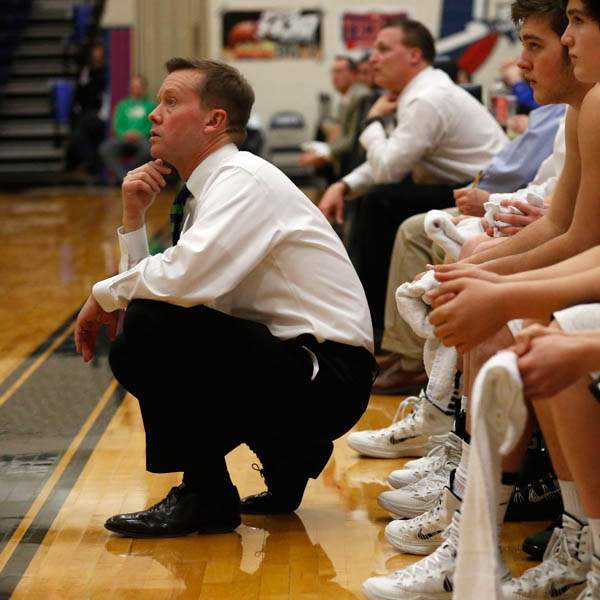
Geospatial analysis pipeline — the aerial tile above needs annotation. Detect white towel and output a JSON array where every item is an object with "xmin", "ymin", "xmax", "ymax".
[
  {"xmin": 454, "ymin": 351, "xmax": 527, "ymax": 600},
  {"xmin": 395, "ymin": 271, "xmax": 458, "ymax": 414},
  {"xmin": 395, "ymin": 270, "xmax": 438, "ymax": 340},
  {"xmin": 300, "ymin": 140, "xmax": 331, "ymax": 157},
  {"xmin": 483, "ymin": 187, "xmax": 545, "ymax": 237},
  {"xmin": 424, "ymin": 210, "xmax": 485, "ymax": 261}
]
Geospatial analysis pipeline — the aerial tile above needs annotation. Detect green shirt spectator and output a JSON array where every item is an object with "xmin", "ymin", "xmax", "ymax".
[
  {"xmin": 100, "ymin": 75, "xmax": 156, "ymax": 183},
  {"xmin": 114, "ymin": 96, "xmax": 155, "ymax": 138}
]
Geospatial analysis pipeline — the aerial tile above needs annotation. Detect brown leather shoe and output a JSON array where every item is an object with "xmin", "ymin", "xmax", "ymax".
[{"xmin": 372, "ymin": 354, "xmax": 427, "ymax": 395}]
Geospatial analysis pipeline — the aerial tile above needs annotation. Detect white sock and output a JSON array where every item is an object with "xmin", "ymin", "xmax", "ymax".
[
  {"xmin": 589, "ymin": 518, "xmax": 600, "ymax": 556},
  {"xmin": 559, "ymin": 480, "xmax": 587, "ymax": 522},
  {"xmin": 453, "ymin": 440, "xmax": 470, "ymax": 499}
]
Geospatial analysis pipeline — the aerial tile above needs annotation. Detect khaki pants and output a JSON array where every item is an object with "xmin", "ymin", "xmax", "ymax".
[{"xmin": 381, "ymin": 208, "xmax": 458, "ymax": 370}]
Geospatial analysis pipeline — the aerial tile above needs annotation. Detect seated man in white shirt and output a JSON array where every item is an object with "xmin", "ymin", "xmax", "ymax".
[
  {"xmin": 74, "ymin": 58, "xmax": 376, "ymax": 538},
  {"xmin": 318, "ymin": 20, "xmax": 508, "ymax": 343}
]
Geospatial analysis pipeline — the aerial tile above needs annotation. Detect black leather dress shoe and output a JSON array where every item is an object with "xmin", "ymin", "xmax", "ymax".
[
  {"xmin": 105, "ymin": 483, "xmax": 241, "ymax": 538},
  {"xmin": 522, "ymin": 517, "xmax": 561, "ymax": 560},
  {"xmin": 240, "ymin": 464, "xmax": 307, "ymax": 514},
  {"xmin": 240, "ymin": 490, "xmax": 303, "ymax": 514}
]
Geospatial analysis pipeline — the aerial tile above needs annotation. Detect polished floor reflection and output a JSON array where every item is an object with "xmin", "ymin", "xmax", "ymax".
[{"xmin": 0, "ymin": 187, "xmax": 544, "ymax": 599}]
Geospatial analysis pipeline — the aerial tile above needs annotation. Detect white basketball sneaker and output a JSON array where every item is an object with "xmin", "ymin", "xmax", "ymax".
[
  {"xmin": 384, "ymin": 486, "xmax": 462, "ymax": 555},
  {"xmin": 502, "ymin": 514, "xmax": 591, "ymax": 600},
  {"xmin": 346, "ymin": 392, "xmax": 453, "ymax": 459},
  {"xmin": 576, "ymin": 554, "xmax": 599, "ymax": 599},
  {"xmin": 364, "ymin": 511, "xmax": 509, "ymax": 600},
  {"xmin": 401, "ymin": 437, "xmax": 447, "ymax": 471},
  {"xmin": 378, "ymin": 455, "xmax": 456, "ymax": 518},
  {"xmin": 388, "ymin": 432, "xmax": 462, "ymax": 489}
]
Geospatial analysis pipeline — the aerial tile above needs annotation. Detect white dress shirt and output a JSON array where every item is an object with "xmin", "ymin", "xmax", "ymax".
[
  {"xmin": 93, "ymin": 144, "xmax": 374, "ymax": 352},
  {"xmin": 343, "ymin": 67, "xmax": 508, "ymax": 195}
]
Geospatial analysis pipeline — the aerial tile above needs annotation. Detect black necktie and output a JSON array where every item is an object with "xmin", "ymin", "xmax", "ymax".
[{"xmin": 170, "ymin": 184, "xmax": 190, "ymax": 245}]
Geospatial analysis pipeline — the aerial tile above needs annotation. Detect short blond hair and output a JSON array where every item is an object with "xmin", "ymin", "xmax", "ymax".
[{"xmin": 165, "ymin": 57, "xmax": 255, "ymax": 144}]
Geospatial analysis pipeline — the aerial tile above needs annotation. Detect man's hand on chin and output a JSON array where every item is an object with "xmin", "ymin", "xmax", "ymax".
[
  {"xmin": 75, "ymin": 295, "xmax": 119, "ymax": 362},
  {"xmin": 122, "ymin": 160, "xmax": 172, "ymax": 232}
]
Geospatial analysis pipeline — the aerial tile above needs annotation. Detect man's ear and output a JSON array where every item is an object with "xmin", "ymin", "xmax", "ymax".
[
  {"xmin": 205, "ymin": 108, "xmax": 228, "ymax": 133},
  {"xmin": 409, "ymin": 47, "xmax": 424, "ymax": 67}
]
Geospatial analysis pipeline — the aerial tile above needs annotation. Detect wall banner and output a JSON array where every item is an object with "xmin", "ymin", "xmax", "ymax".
[
  {"xmin": 222, "ymin": 9, "xmax": 322, "ymax": 60},
  {"xmin": 341, "ymin": 12, "xmax": 408, "ymax": 50}
]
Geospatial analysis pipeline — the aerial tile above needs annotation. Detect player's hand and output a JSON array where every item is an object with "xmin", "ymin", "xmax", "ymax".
[
  {"xmin": 428, "ymin": 278, "xmax": 510, "ymax": 353},
  {"xmin": 513, "ymin": 327, "xmax": 593, "ymax": 400},
  {"xmin": 453, "ymin": 187, "xmax": 490, "ymax": 217},
  {"xmin": 495, "ymin": 199, "xmax": 547, "ymax": 236}
]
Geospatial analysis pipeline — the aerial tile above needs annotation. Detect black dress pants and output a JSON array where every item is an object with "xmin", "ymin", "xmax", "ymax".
[
  {"xmin": 109, "ymin": 300, "xmax": 375, "ymax": 487},
  {"xmin": 352, "ymin": 181, "xmax": 468, "ymax": 333}
]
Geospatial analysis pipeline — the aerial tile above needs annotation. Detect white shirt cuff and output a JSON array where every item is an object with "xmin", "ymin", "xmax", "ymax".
[
  {"xmin": 92, "ymin": 276, "xmax": 126, "ymax": 313},
  {"xmin": 118, "ymin": 224, "xmax": 150, "ymax": 272},
  {"xmin": 342, "ymin": 172, "xmax": 367, "ymax": 197}
]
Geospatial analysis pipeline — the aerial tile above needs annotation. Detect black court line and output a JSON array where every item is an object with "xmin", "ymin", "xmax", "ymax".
[
  {"xmin": 0, "ymin": 383, "xmax": 126, "ymax": 600},
  {"xmin": 0, "ymin": 227, "xmax": 168, "ymax": 597},
  {"xmin": 0, "ymin": 309, "xmax": 78, "ymax": 398},
  {"xmin": 0, "ymin": 315, "xmax": 126, "ymax": 598}
]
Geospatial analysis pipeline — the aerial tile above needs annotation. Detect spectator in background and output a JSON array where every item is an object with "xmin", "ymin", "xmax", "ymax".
[
  {"xmin": 345, "ymin": 53, "xmax": 382, "ymax": 175},
  {"xmin": 66, "ymin": 42, "xmax": 107, "ymax": 177},
  {"xmin": 501, "ymin": 56, "xmax": 539, "ymax": 113},
  {"xmin": 298, "ymin": 56, "xmax": 371, "ymax": 180},
  {"xmin": 356, "ymin": 54, "xmax": 377, "ymax": 89},
  {"xmin": 99, "ymin": 75, "xmax": 155, "ymax": 184}
]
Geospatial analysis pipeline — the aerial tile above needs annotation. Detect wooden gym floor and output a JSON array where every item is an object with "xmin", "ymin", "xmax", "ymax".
[{"xmin": 0, "ymin": 186, "xmax": 543, "ymax": 599}]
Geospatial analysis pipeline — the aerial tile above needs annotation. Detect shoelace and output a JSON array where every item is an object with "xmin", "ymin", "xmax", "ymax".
[
  {"xmin": 393, "ymin": 493, "xmax": 444, "ymax": 530},
  {"xmin": 444, "ymin": 435, "xmax": 462, "ymax": 461},
  {"xmin": 402, "ymin": 452, "xmax": 445, "ymax": 478},
  {"xmin": 584, "ymin": 566, "xmax": 600, "ymax": 596},
  {"xmin": 407, "ymin": 456, "xmax": 444, "ymax": 479},
  {"xmin": 409, "ymin": 434, "xmax": 448, "ymax": 469},
  {"xmin": 561, "ymin": 523, "xmax": 588, "ymax": 563},
  {"xmin": 146, "ymin": 485, "xmax": 182, "ymax": 513},
  {"xmin": 391, "ymin": 393, "xmax": 423, "ymax": 424},
  {"xmin": 370, "ymin": 392, "xmax": 425, "ymax": 439},
  {"xmin": 408, "ymin": 472, "xmax": 448, "ymax": 498},
  {"xmin": 411, "ymin": 433, "xmax": 460, "ymax": 473},
  {"xmin": 394, "ymin": 435, "xmax": 460, "ymax": 484},
  {"xmin": 513, "ymin": 524, "xmax": 587, "ymax": 588},
  {"xmin": 392, "ymin": 515, "xmax": 459, "ymax": 584}
]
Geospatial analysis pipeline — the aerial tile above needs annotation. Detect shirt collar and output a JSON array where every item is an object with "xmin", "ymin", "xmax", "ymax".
[
  {"xmin": 186, "ymin": 143, "xmax": 239, "ymax": 199},
  {"xmin": 399, "ymin": 65, "xmax": 435, "ymax": 100}
]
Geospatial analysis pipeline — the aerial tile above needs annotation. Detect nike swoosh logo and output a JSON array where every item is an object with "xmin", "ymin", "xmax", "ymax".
[
  {"xmin": 389, "ymin": 434, "xmax": 419, "ymax": 445},
  {"xmin": 417, "ymin": 528, "xmax": 443, "ymax": 540},
  {"xmin": 443, "ymin": 575, "xmax": 453, "ymax": 592},
  {"xmin": 549, "ymin": 581, "xmax": 585, "ymax": 597}
]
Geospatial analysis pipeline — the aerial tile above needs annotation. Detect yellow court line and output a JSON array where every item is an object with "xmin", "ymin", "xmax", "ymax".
[
  {"xmin": 0, "ymin": 378, "xmax": 119, "ymax": 573},
  {"xmin": 0, "ymin": 323, "xmax": 75, "ymax": 409}
]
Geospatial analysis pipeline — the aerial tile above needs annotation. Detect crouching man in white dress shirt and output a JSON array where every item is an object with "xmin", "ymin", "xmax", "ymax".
[{"xmin": 74, "ymin": 58, "xmax": 376, "ymax": 538}]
